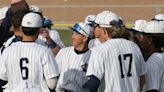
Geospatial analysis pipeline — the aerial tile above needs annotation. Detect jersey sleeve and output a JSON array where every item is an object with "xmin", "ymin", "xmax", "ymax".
[
  {"xmin": 42, "ymin": 48, "xmax": 59, "ymax": 80},
  {"xmin": 49, "ymin": 30, "xmax": 65, "ymax": 48},
  {"xmin": 145, "ymin": 54, "xmax": 163, "ymax": 91},
  {"xmin": 86, "ymin": 48, "xmax": 105, "ymax": 80},
  {"xmin": 135, "ymin": 45, "xmax": 146, "ymax": 76},
  {"xmin": 0, "ymin": 51, "xmax": 8, "ymax": 81},
  {"xmin": 55, "ymin": 48, "xmax": 63, "ymax": 73}
]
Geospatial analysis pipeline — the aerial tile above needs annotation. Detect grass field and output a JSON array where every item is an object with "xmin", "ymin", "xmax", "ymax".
[{"xmin": 56, "ymin": 29, "xmax": 72, "ymax": 46}]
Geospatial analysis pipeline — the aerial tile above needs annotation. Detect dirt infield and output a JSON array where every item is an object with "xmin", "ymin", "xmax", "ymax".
[{"xmin": 1, "ymin": 0, "xmax": 164, "ymax": 23}]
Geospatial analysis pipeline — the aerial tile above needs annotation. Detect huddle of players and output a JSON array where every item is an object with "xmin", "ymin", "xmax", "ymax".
[{"xmin": 0, "ymin": 0, "xmax": 164, "ymax": 92}]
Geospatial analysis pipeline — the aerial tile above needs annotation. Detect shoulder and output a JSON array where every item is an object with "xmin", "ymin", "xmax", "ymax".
[
  {"xmin": 1, "ymin": 41, "xmax": 19, "ymax": 55},
  {"xmin": 59, "ymin": 46, "xmax": 73, "ymax": 53},
  {"xmin": 34, "ymin": 42, "xmax": 50, "ymax": 51},
  {"xmin": 56, "ymin": 46, "xmax": 74, "ymax": 60},
  {"xmin": 147, "ymin": 53, "xmax": 164, "ymax": 63},
  {"xmin": 146, "ymin": 53, "xmax": 164, "ymax": 68},
  {"xmin": 3, "ymin": 36, "xmax": 15, "ymax": 47}
]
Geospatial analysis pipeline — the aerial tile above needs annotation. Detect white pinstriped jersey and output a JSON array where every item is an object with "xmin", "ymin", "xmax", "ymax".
[
  {"xmin": 0, "ymin": 35, "xmax": 20, "ymax": 55},
  {"xmin": 86, "ymin": 38, "xmax": 146, "ymax": 92},
  {"xmin": 36, "ymin": 29, "xmax": 65, "ymax": 48},
  {"xmin": 144, "ymin": 52, "xmax": 164, "ymax": 92},
  {"xmin": 1, "ymin": 35, "xmax": 16, "ymax": 48},
  {"xmin": 55, "ymin": 46, "xmax": 91, "ymax": 92},
  {"xmin": 0, "ymin": 41, "xmax": 59, "ymax": 92},
  {"xmin": 88, "ymin": 38, "xmax": 101, "ymax": 48},
  {"xmin": 88, "ymin": 38, "xmax": 104, "ymax": 92}
]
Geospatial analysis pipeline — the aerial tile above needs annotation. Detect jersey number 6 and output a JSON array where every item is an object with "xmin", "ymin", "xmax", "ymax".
[{"xmin": 20, "ymin": 58, "xmax": 29, "ymax": 80}]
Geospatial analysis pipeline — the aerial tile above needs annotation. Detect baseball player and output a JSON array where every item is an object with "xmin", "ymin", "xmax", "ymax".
[
  {"xmin": 0, "ymin": 0, "xmax": 30, "ymax": 48},
  {"xmin": 84, "ymin": 14, "xmax": 104, "ymax": 92},
  {"xmin": 29, "ymin": 6, "xmax": 62, "ymax": 56},
  {"xmin": 84, "ymin": 14, "xmax": 102, "ymax": 48},
  {"xmin": 36, "ymin": 17, "xmax": 65, "ymax": 55},
  {"xmin": 140, "ymin": 21, "xmax": 164, "ymax": 92},
  {"xmin": 152, "ymin": 14, "xmax": 164, "ymax": 21},
  {"xmin": 1, "ymin": 9, "xmax": 29, "ymax": 53},
  {"xmin": 128, "ymin": 19, "xmax": 147, "ymax": 58},
  {"xmin": 84, "ymin": 11, "xmax": 146, "ymax": 92},
  {"xmin": 152, "ymin": 14, "xmax": 164, "ymax": 52},
  {"xmin": 0, "ymin": 12, "xmax": 59, "ymax": 92},
  {"xmin": 0, "ymin": 6, "xmax": 9, "ymax": 47},
  {"xmin": 0, "ymin": 0, "xmax": 30, "ymax": 54},
  {"xmin": 55, "ymin": 22, "xmax": 94, "ymax": 92}
]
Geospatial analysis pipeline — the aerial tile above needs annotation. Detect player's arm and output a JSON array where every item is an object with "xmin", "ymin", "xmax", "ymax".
[
  {"xmin": 0, "ymin": 52, "xmax": 8, "ymax": 91},
  {"xmin": 83, "ymin": 48, "xmax": 104, "ymax": 92},
  {"xmin": 0, "ymin": 79, "xmax": 7, "ymax": 91},
  {"xmin": 43, "ymin": 49, "xmax": 59, "ymax": 91},
  {"xmin": 11, "ymin": 0, "xmax": 29, "ymax": 14},
  {"xmin": 51, "ymin": 44, "xmax": 61, "ymax": 56},
  {"xmin": 0, "ymin": 79, "xmax": 7, "ymax": 87},
  {"xmin": 50, "ymin": 30, "xmax": 65, "ymax": 48},
  {"xmin": 41, "ymin": 29, "xmax": 61, "ymax": 55},
  {"xmin": 47, "ymin": 77, "xmax": 58, "ymax": 92},
  {"xmin": 146, "ymin": 90, "xmax": 159, "ymax": 92},
  {"xmin": 140, "ymin": 74, "xmax": 145, "ymax": 91},
  {"xmin": 45, "ymin": 40, "xmax": 61, "ymax": 56},
  {"xmin": 83, "ymin": 75, "xmax": 100, "ymax": 92}
]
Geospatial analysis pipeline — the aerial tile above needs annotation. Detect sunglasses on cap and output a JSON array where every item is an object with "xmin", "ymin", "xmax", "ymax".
[
  {"xmin": 93, "ymin": 23, "xmax": 100, "ymax": 30},
  {"xmin": 73, "ymin": 23, "xmax": 89, "ymax": 36},
  {"xmin": 94, "ymin": 19, "xmax": 124, "ymax": 28},
  {"xmin": 152, "ymin": 18, "xmax": 164, "ymax": 21}
]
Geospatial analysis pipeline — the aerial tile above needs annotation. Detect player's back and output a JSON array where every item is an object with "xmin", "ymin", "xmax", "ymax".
[
  {"xmin": 1, "ymin": 41, "xmax": 54, "ymax": 92},
  {"xmin": 144, "ymin": 52, "xmax": 164, "ymax": 92},
  {"xmin": 95, "ymin": 38, "xmax": 146, "ymax": 92}
]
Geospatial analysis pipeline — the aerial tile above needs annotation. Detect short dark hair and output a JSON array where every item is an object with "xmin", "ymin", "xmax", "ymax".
[
  {"xmin": 11, "ymin": 9, "xmax": 29, "ymax": 29},
  {"xmin": 146, "ymin": 33, "xmax": 164, "ymax": 49},
  {"xmin": 22, "ymin": 27, "xmax": 39, "ymax": 36}
]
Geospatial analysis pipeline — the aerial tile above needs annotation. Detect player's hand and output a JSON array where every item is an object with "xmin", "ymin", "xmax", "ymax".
[
  {"xmin": 161, "ymin": 47, "xmax": 164, "ymax": 52},
  {"xmin": 40, "ymin": 28, "xmax": 52, "ymax": 42}
]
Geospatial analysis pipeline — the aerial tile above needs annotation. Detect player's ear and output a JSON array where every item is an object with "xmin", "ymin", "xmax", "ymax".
[{"xmin": 83, "ymin": 36, "xmax": 88, "ymax": 42}]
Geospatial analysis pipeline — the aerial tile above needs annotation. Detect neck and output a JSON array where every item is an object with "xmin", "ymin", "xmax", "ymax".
[
  {"xmin": 14, "ymin": 30, "xmax": 22, "ymax": 37},
  {"xmin": 146, "ymin": 46, "xmax": 161, "ymax": 60},
  {"xmin": 22, "ymin": 35, "xmax": 37, "ymax": 42},
  {"xmin": 100, "ymin": 36, "xmax": 111, "ymax": 43},
  {"xmin": 74, "ymin": 43, "xmax": 89, "ymax": 51}
]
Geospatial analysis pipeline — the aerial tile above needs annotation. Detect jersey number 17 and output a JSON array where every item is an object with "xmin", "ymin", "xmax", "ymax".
[{"xmin": 118, "ymin": 53, "xmax": 133, "ymax": 78}]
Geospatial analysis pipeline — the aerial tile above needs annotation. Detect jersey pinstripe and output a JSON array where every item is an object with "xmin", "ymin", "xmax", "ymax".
[
  {"xmin": 144, "ymin": 52, "xmax": 164, "ymax": 92},
  {"xmin": 88, "ymin": 38, "xmax": 104, "ymax": 92},
  {"xmin": 36, "ymin": 29, "xmax": 65, "ymax": 48},
  {"xmin": 88, "ymin": 38, "xmax": 101, "ymax": 48},
  {"xmin": 0, "ymin": 35, "xmax": 21, "ymax": 54},
  {"xmin": 86, "ymin": 38, "xmax": 146, "ymax": 92},
  {"xmin": 55, "ymin": 46, "xmax": 91, "ymax": 92},
  {"xmin": 0, "ymin": 41, "xmax": 59, "ymax": 92}
]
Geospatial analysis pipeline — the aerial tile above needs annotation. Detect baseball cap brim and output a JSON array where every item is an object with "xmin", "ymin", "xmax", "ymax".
[{"xmin": 69, "ymin": 27, "xmax": 84, "ymax": 36}]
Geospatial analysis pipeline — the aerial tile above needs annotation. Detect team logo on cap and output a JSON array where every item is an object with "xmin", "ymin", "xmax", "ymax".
[{"xmin": 27, "ymin": 21, "xmax": 32, "ymax": 26}]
